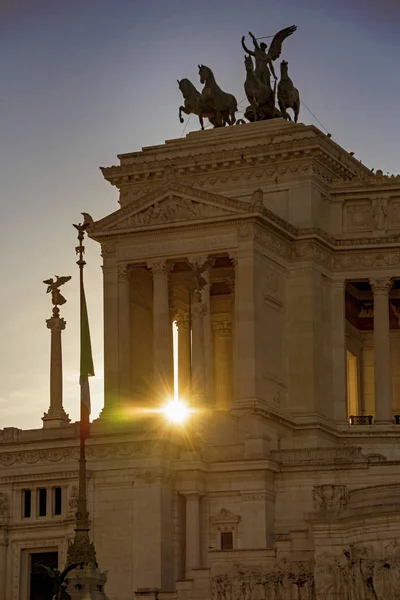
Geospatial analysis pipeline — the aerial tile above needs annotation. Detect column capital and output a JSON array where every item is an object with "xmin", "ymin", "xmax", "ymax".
[
  {"xmin": 370, "ymin": 277, "xmax": 392, "ymax": 294},
  {"xmin": 192, "ymin": 301, "xmax": 207, "ymax": 318},
  {"xmin": 188, "ymin": 255, "xmax": 212, "ymax": 268},
  {"xmin": 212, "ymin": 320, "xmax": 232, "ymax": 337},
  {"xmin": 46, "ymin": 316, "xmax": 66, "ymax": 331},
  {"xmin": 117, "ymin": 264, "xmax": 132, "ymax": 280},
  {"xmin": 147, "ymin": 259, "xmax": 171, "ymax": 275},
  {"xmin": 175, "ymin": 308, "xmax": 190, "ymax": 329}
]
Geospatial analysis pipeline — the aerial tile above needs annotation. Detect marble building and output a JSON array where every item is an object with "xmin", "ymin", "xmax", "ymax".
[{"xmin": 1, "ymin": 119, "xmax": 400, "ymax": 599}]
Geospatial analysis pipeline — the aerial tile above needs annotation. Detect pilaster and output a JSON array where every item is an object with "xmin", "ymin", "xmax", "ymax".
[
  {"xmin": 101, "ymin": 262, "xmax": 119, "ymax": 416},
  {"xmin": 118, "ymin": 265, "xmax": 132, "ymax": 405},
  {"xmin": 331, "ymin": 279, "xmax": 348, "ymax": 422}
]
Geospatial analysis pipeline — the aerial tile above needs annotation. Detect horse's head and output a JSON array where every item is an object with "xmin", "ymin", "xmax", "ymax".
[
  {"xmin": 280, "ymin": 60, "xmax": 289, "ymax": 75},
  {"xmin": 178, "ymin": 78, "xmax": 200, "ymax": 99},
  {"xmin": 244, "ymin": 55, "xmax": 254, "ymax": 72},
  {"xmin": 198, "ymin": 64, "xmax": 211, "ymax": 85}
]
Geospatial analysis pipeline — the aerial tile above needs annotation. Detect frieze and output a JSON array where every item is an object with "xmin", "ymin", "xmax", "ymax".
[
  {"xmin": 334, "ymin": 251, "xmax": 400, "ymax": 270},
  {"xmin": 212, "ymin": 561, "xmax": 315, "ymax": 600},
  {"xmin": 119, "ymin": 232, "xmax": 237, "ymax": 261},
  {"xmin": 133, "ymin": 469, "xmax": 175, "ymax": 485},
  {"xmin": 0, "ymin": 441, "xmax": 160, "ymax": 467},
  {"xmin": 291, "ymin": 241, "xmax": 333, "ymax": 269}
]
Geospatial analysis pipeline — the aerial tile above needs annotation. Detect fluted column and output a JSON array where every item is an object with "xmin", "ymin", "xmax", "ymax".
[
  {"xmin": 176, "ymin": 310, "xmax": 191, "ymax": 399},
  {"xmin": 118, "ymin": 266, "xmax": 132, "ymax": 405},
  {"xmin": 184, "ymin": 493, "xmax": 201, "ymax": 573},
  {"xmin": 331, "ymin": 279, "xmax": 348, "ymax": 422},
  {"xmin": 102, "ymin": 262, "xmax": 119, "ymax": 415},
  {"xmin": 148, "ymin": 261, "xmax": 173, "ymax": 398},
  {"xmin": 201, "ymin": 265, "xmax": 213, "ymax": 404},
  {"xmin": 0, "ymin": 529, "xmax": 7, "ymax": 600},
  {"xmin": 42, "ymin": 311, "xmax": 70, "ymax": 428},
  {"xmin": 191, "ymin": 292, "xmax": 207, "ymax": 403},
  {"xmin": 371, "ymin": 277, "xmax": 393, "ymax": 423},
  {"xmin": 212, "ymin": 321, "xmax": 233, "ymax": 411}
]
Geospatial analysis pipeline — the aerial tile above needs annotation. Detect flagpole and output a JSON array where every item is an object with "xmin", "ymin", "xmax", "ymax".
[{"xmin": 66, "ymin": 221, "xmax": 97, "ymax": 567}]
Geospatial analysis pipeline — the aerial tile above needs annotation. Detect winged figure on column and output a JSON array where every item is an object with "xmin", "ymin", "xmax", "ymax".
[{"xmin": 43, "ymin": 275, "xmax": 72, "ymax": 307}]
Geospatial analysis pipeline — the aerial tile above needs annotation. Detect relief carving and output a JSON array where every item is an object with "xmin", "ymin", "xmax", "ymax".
[
  {"xmin": 312, "ymin": 484, "xmax": 349, "ymax": 512},
  {"xmin": 212, "ymin": 561, "xmax": 315, "ymax": 600},
  {"xmin": 0, "ymin": 493, "xmax": 8, "ymax": 520},
  {"xmin": 112, "ymin": 196, "xmax": 232, "ymax": 229},
  {"xmin": 315, "ymin": 544, "xmax": 400, "ymax": 600}
]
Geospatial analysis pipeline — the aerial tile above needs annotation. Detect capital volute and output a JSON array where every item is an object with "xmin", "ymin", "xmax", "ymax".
[
  {"xmin": 117, "ymin": 265, "xmax": 132, "ymax": 280},
  {"xmin": 370, "ymin": 277, "xmax": 392, "ymax": 295}
]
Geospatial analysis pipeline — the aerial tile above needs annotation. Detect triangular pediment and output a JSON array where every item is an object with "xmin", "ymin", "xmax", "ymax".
[{"xmin": 91, "ymin": 183, "xmax": 250, "ymax": 234}]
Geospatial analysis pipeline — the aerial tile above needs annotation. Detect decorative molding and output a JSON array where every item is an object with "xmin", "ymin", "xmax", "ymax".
[
  {"xmin": 212, "ymin": 321, "xmax": 232, "ymax": 337},
  {"xmin": 133, "ymin": 470, "xmax": 174, "ymax": 485},
  {"xmin": 210, "ymin": 508, "xmax": 241, "ymax": 525}
]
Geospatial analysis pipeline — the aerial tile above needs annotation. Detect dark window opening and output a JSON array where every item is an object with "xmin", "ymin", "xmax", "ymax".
[
  {"xmin": 54, "ymin": 487, "xmax": 62, "ymax": 516},
  {"xmin": 30, "ymin": 551, "xmax": 58, "ymax": 600},
  {"xmin": 221, "ymin": 531, "xmax": 233, "ymax": 550},
  {"xmin": 38, "ymin": 488, "xmax": 47, "ymax": 517},
  {"xmin": 23, "ymin": 489, "xmax": 32, "ymax": 518}
]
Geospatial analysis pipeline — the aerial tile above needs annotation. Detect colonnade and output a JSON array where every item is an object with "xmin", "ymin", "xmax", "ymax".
[{"xmin": 113, "ymin": 257, "xmax": 235, "ymax": 410}]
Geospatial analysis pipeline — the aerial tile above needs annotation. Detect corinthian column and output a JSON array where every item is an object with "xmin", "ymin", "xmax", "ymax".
[
  {"xmin": 212, "ymin": 321, "xmax": 233, "ymax": 411},
  {"xmin": 191, "ymin": 292, "xmax": 207, "ymax": 403},
  {"xmin": 148, "ymin": 261, "xmax": 173, "ymax": 398},
  {"xmin": 175, "ymin": 309, "xmax": 191, "ymax": 399},
  {"xmin": 370, "ymin": 277, "xmax": 393, "ymax": 423},
  {"xmin": 118, "ymin": 266, "xmax": 132, "ymax": 405},
  {"xmin": 42, "ymin": 310, "xmax": 70, "ymax": 428}
]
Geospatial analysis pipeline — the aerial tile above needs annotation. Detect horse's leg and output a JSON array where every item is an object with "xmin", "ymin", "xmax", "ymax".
[
  {"xmin": 179, "ymin": 106, "xmax": 188, "ymax": 124},
  {"xmin": 199, "ymin": 114, "xmax": 205, "ymax": 130},
  {"xmin": 278, "ymin": 98, "xmax": 289, "ymax": 122},
  {"xmin": 293, "ymin": 100, "xmax": 300, "ymax": 123}
]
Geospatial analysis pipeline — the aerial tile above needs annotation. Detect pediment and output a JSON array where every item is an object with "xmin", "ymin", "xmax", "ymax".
[{"xmin": 91, "ymin": 183, "xmax": 250, "ymax": 233}]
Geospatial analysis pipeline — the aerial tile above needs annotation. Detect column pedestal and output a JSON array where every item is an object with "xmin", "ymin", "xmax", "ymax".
[
  {"xmin": 42, "ymin": 310, "xmax": 70, "ymax": 428},
  {"xmin": 67, "ymin": 565, "xmax": 108, "ymax": 600},
  {"xmin": 371, "ymin": 278, "xmax": 393, "ymax": 424}
]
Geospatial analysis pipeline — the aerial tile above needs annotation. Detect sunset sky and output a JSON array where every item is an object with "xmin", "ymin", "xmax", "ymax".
[{"xmin": 0, "ymin": 0, "xmax": 399, "ymax": 429}]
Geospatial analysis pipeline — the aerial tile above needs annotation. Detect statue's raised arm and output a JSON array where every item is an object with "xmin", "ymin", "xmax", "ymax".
[{"xmin": 241, "ymin": 35, "xmax": 255, "ymax": 56}]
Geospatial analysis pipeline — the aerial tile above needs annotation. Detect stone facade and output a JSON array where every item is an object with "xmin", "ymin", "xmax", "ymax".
[{"xmin": 2, "ymin": 120, "xmax": 400, "ymax": 599}]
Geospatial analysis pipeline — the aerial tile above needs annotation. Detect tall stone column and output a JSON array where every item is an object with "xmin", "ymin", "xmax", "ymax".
[
  {"xmin": 176, "ymin": 309, "xmax": 191, "ymax": 398},
  {"xmin": 42, "ymin": 309, "xmax": 70, "ymax": 428},
  {"xmin": 183, "ymin": 493, "xmax": 201, "ymax": 573},
  {"xmin": 148, "ymin": 261, "xmax": 173, "ymax": 398},
  {"xmin": 371, "ymin": 277, "xmax": 393, "ymax": 423},
  {"xmin": 331, "ymin": 279, "xmax": 348, "ymax": 422},
  {"xmin": 118, "ymin": 266, "xmax": 132, "ymax": 405},
  {"xmin": 191, "ymin": 291, "xmax": 207, "ymax": 404},
  {"xmin": 201, "ymin": 265, "xmax": 213, "ymax": 404},
  {"xmin": 212, "ymin": 321, "xmax": 233, "ymax": 411},
  {"xmin": 102, "ymin": 262, "xmax": 119, "ymax": 416}
]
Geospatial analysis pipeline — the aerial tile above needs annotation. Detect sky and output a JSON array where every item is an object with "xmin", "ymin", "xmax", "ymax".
[{"xmin": 0, "ymin": 0, "xmax": 399, "ymax": 430}]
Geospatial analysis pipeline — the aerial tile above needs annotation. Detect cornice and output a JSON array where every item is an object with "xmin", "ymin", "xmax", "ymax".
[{"xmin": 101, "ymin": 128, "xmax": 369, "ymax": 190}]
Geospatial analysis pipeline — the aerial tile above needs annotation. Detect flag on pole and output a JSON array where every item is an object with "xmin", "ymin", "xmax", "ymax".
[{"xmin": 80, "ymin": 280, "xmax": 94, "ymax": 438}]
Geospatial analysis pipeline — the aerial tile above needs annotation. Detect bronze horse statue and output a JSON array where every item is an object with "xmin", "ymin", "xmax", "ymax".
[
  {"xmin": 178, "ymin": 78, "xmax": 220, "ymax": 129},
  {"xmin": 198, "ymin": 64, "xmax": 237, "ymax": 128},
  {"xmin": 277, "ymin": 60, "xmax": 300, "ymax": 123}
]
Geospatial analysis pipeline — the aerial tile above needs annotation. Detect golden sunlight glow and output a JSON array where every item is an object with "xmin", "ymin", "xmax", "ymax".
[{"xmin": 162, "ymin": 398, "xmax": 191, "ymax": 424}]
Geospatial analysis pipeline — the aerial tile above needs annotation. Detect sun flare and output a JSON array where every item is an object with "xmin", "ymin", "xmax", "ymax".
[{"xmin": 162, "ymin": 398, "xmax": 191, "ymax": 424}]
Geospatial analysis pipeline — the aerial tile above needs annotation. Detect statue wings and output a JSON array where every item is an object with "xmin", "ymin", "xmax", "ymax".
[
  {"xmin": 43, "ymin": 275, "xmax": 72, "ymax": 292},
  {"xmin": 267, "ymin": 25, "xmax": 297, "ymax": 62}
]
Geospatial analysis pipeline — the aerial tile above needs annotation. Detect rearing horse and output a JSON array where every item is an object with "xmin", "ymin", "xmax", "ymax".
[
  {"xmin": 198, "ymin": 64, "xmax": 237, "ymax": 128},
  {"xmin": 177, "ymin": 78, "xmax": 220, "ymax": 129}
]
